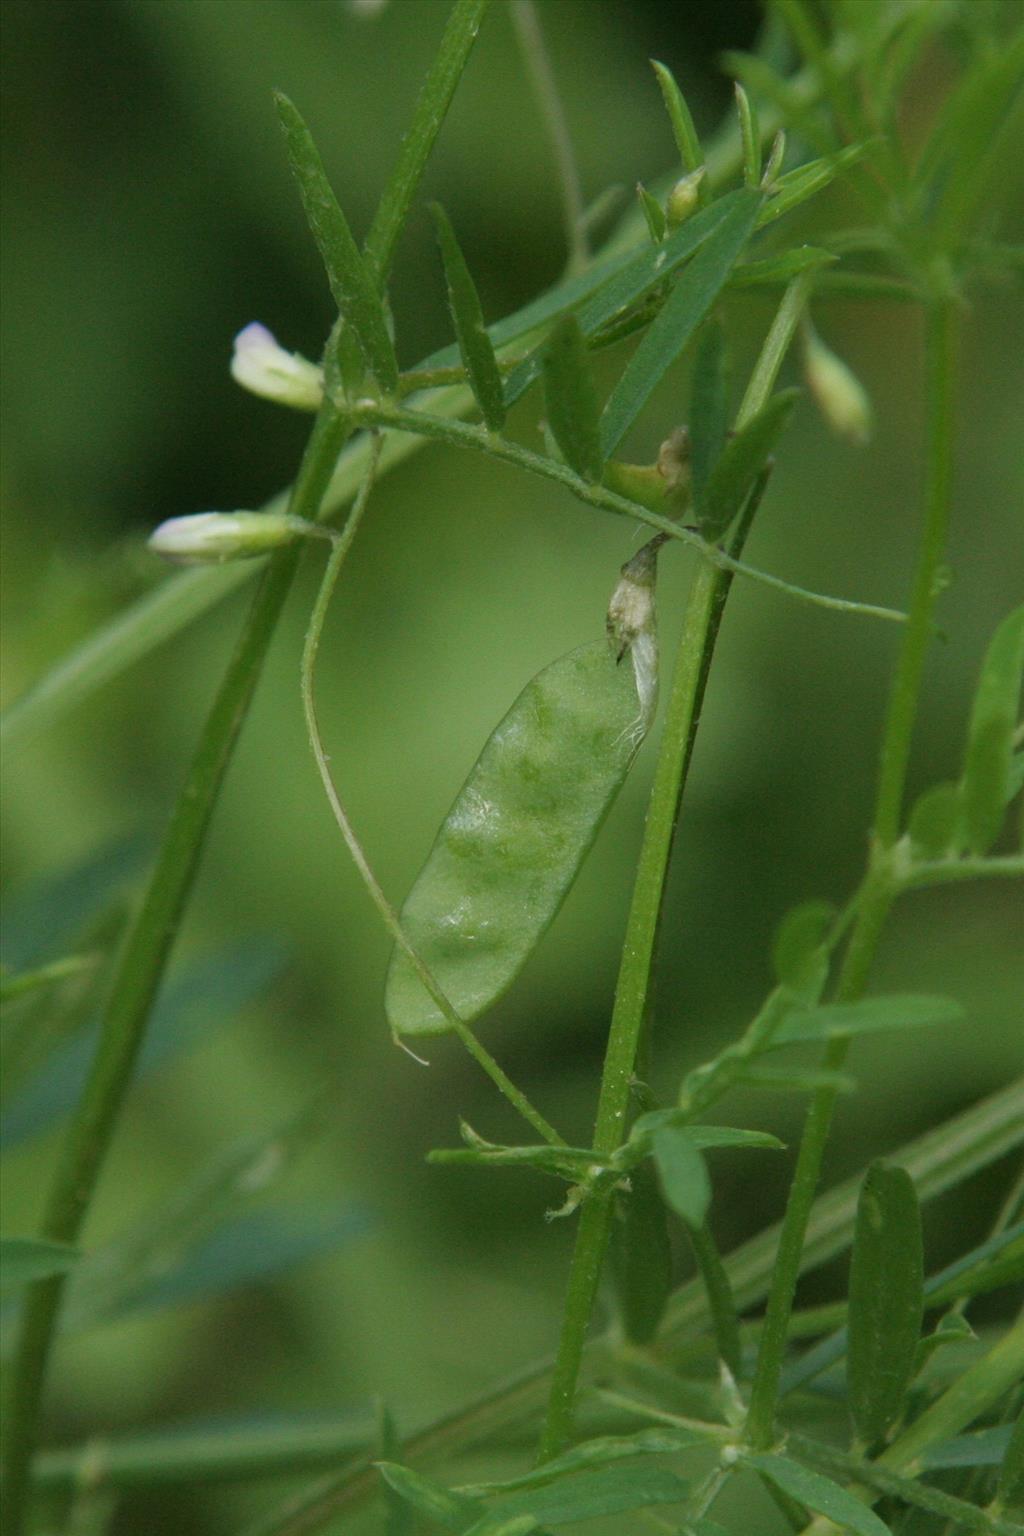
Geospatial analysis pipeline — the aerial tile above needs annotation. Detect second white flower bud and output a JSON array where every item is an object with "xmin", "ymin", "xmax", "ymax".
[{"xmin": 231, "ymin": 323, "xmax": 324, "ymax": 411}]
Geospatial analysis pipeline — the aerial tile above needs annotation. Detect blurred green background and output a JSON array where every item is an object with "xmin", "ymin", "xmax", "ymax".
[{"xmin": 1, "ymin": 1, "xmax": 1022, "ymax": 1532}]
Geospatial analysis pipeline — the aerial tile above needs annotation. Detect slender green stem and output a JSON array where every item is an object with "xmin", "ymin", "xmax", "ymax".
[
  {"xmin": 1, "ymin": 10, "xmax": 493, "ymax": 1526},
  {"xmin": 903, "ymin": 854, "xmax": 1024, "ymax": 891},
  {"xmin": 300, "ymin": 443, "xmax": 563, "ymax": 1149},
  {"xmin": 874, "ymin": 296, "xmax": 958, "ymax": 848},
  {"xmin": 687, "ymin": 1221, "xmax": 742, "ymax": 1376},
  {"xmin": 537, "ymin": 558, "xmax": 737, "ymax": 1464},
  {"xmin": 736, "ymin": 271, "xmax": 814, "ymax": 424},
  {"xmin": 537, "ymin": 274, "xmax": 815, "ymax": 1461},
  {"xmin": 353, "ymin": 399, "xmax": 907, "ymax": 626},
  {"xmin": 510, "ymin": 0, "xmax": 589, "ymax": 274},
  {"xmin": 592, "ymin": 1393, "xmax": 734, "ymax": 1442},
  {"xmin": 0, "ymin": 406, "xmax": 351, "ymax": 1536},
  {"xmin": 744, "ymin": 296, "xmax": 959, "ymax": 1450}
]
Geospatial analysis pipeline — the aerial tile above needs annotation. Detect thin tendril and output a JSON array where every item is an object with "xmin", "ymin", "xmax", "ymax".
[{"xmin": 300, "ymin": 434, "xmax": 565, "ymax": 1148}]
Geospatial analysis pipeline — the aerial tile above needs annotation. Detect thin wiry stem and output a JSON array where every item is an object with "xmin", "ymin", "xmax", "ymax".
[
  {"xmin": 510, "ymin": 0, "xmax": 589, "ymax": 274},
  {"xmin": 0, "ymin": 402, "xmax": 353, "ymax": 1536},
  {"xmin": 300, "ymin": 437, "xmax": 564, "ymax": 1148},
  {"xmin": 745, "ymin": 295, "xmax": 960, "ymax": 1450},
  {"xmin": 352, "ymin": 398, "xmax": 908, "ymax": 626}
]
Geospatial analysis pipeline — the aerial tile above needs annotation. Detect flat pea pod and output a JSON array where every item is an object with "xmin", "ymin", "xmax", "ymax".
[{"xmin": 385, "ymin": 638, "xmax": 653, "ymax": 1037}]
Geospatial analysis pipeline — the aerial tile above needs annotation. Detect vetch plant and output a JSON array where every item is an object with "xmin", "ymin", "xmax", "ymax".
[{"xmin": 2, "ymin": 2, "xmax": 1023, "ymax": 1534}]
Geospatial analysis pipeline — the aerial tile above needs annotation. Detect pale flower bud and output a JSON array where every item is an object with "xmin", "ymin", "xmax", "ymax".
[
  {"xmin": 803, "ymin": 325, "xmax": 872, "ymax": 445},
  {"xmin": 148, "ymin": 511, "xmax": 308, "ymax": 565},
  {"xmin": 230, "ymin": 323, "xmax": 323, "ymax": 411},
  {"xmin": 666, "ymin": 168, "xmax": 705, "ymax": 228}
]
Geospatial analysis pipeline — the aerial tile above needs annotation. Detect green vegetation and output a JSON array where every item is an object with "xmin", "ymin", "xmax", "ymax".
[{"xmin": 2, "ymin": 2, "xmax": 1022, "ymax": 1533}]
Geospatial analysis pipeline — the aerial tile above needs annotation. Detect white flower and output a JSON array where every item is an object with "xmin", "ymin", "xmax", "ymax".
[
  {"xmin": 230, "ymin": 323, "xmax": 323, "ymax": 411},
  {"xmin": 148, "ymin": 511, "xmax": 305, "ymax": 565}
]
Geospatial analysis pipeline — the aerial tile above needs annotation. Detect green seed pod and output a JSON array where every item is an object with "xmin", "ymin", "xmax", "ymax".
[{"xmin": 385, "ymin": 627, "xmax": 657, "ymax": 1038}]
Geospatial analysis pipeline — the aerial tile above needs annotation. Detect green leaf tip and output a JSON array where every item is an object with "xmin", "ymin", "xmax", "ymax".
[
  {"xmin": 429, "ymin": 201, "xmax": 505, "ymax": 432},
  {"xmin": 651, "ymin": 1124, "xmax": 711, "ymax": 1229},
  {"xmin": 772, "ymin": 899, "xmax": 836, "ymax": 1003},
  {"xmin": 273, "ymin": 90, "xmax": 398, "ymax": 395},
  {"xmin": 651, "ymin": 59, "xmax": 704, "ymax": 181},
  {"xmin": 734, "ymin": 81, "xmax": 761, "ymax": 187}
]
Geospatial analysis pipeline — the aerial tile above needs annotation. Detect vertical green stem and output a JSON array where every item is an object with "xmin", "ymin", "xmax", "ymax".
[
  {"xmin": 745, "ymin": 295, "xmax": 959, "ymax": 1449},
  {"xmin": 688, "ymin": 1220, "xmax": 742, "ymax": 1376},
  {"xmin": 537, "ymin": 559, "xmax": 731, "ymax": 1462},
  {"xmin": 510, "ymin": 0, "xmax": 589, "ymax": 273},
  {"xmin": 0, "ymin": 408, "xmax": 350, "ymax": 1536},
  {"xmin": 873, "ymin": 296, "xmax": 957, "ymax": 849},
  {"xmin": 538, "ymin": 277, "xmax": 811, "ymax": 1462}
]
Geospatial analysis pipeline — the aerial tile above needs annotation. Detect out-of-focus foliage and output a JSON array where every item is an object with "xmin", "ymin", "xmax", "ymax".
[{"xmin": 1, "ymin": 2, "xmax": 1022, "ymax": 1532}]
